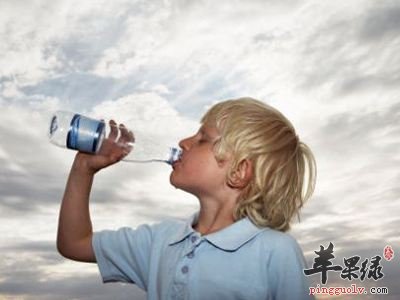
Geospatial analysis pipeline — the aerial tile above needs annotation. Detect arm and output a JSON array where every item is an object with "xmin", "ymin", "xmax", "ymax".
[
  {"xmin": 57, "ymin": 154, "xmax": 97, "ymax": 262},
  {"xmin": 57, "ymin": 121, "xmax": 133, "ymax": 262}
]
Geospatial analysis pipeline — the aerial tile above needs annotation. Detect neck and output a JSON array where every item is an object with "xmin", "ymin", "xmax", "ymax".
[{"xmin": 193, "ymin": 197, "xmax": 237, "ymax": 235}]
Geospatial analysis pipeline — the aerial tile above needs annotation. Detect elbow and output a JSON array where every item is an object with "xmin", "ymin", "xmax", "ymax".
[
  {"xmin": 56, "ymin": 237, "xmax": 71, "ymax": 259},
  {"xmin": 56, "ymin": 233, "xmax": 95, "ymax": 262},
  {"xmin": 56, "ymin": 234, "xmax": 77, "ymax": 260}
]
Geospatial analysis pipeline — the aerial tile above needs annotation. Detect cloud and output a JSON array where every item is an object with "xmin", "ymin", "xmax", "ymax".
[
  {"xmin": 90, "ymin": 0, "xmax": 309, "ymax": 117},
  {"xmin": 291, "ymin": 1, "xmax": 400, "ymax": 103},
  {"xmin": 292, "ymin": 101, "xmax": 400, "ymax": 242},
  {"xmin": 0, "ymin": 240, "xmax": 146, "ymax": 300},
  {"xmin": 20, "ymin": 74, "xmax": 117, "ymax": 111},
  {"xmin": 1, "ymin": 1, "xmax": 399, "ymax": 299},
  {"xmin": 359, "ymin": 1, "xmax": 400, "ymax": 42}
]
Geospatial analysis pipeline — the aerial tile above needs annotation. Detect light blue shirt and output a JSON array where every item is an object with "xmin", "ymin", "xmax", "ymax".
[{"xmin": 93, "ymin": 213, "xmax": 314, "ymax": 300}]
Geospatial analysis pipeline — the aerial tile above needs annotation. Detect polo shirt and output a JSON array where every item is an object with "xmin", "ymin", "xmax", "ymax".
[{"xmin": 92, "ymin": 213, "xmax": 314, "ymax": 300}]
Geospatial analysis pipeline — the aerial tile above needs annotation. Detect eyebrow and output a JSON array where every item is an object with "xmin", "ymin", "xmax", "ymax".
[
  {"xmin": 199, "ymin": 127, "xmax": 219, "ymax": 141},
  {"xmin": 199, "ymin": 127, "xmax": 211, "ymax": 137}
]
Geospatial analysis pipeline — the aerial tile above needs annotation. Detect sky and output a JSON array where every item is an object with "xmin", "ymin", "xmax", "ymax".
[{"xmin": 0, "ymin": 0, "xmax": 399, "ymax": 299}]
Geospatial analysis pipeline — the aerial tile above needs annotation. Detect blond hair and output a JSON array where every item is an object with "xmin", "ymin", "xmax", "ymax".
[{"xmin": 201, "ymin": 97, "xmax": 316, "ymax": 231}]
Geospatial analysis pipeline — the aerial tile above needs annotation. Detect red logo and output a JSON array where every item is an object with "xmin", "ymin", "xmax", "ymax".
[{"xmin": 383, "ymin": 245, "xmax": 394, "ymax": 261}]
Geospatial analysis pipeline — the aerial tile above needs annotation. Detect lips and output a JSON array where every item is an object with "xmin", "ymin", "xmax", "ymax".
[{"xmin": 172, "ymin": 157, "xmax": 182, "ymax": 169}]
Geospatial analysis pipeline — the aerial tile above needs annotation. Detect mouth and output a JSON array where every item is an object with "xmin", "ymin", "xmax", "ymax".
[
  {"xmin": 169, "ymin": 147, "xmax": 182, "ymax": 167},
  {"xmin": 171, "ymin": 157, "xmax": 182, "ymax": 169}
]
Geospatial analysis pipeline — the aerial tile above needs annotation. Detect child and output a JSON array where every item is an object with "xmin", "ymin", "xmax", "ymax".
[{"xmin": 57, "ymin": 97, "xmax": 316, "ymax": 300}]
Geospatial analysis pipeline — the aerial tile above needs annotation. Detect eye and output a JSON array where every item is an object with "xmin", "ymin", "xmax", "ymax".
[
  {"xmin": 197, "ymin": 134, "xmax": 207, "ymax": 142},
  {"xmin": 195, "ymin": 131, "xmax": 207, "ymax": 144},
  {"xmin": 199, "ymin": 138, "xmax": 207, "ymax": 144}
]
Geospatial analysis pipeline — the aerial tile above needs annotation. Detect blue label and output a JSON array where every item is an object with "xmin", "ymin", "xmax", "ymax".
[{"xmin": 66, "ymin": 114, "xmax": 105, "ymax": 153}]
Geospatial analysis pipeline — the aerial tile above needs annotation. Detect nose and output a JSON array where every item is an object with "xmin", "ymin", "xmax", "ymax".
[{"xmin": 179, "ymin": 135, "xmax": 194, "ymax": 150}]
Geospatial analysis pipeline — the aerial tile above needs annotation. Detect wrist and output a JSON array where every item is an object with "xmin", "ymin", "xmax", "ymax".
[{"xmin": 72, "ymin": 153, "xmax": 97, "ymax": 176}]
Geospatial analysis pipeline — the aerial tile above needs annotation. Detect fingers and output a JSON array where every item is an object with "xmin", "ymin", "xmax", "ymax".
[
  {"xmin": 108, "ymin": 120, "xmax": 134, "ymax": 144},
  {"xmin": 107, "ymin": 121, "xmax": 132, "ymax": 142},
  {"xmin": 87, "ymin": 120, "xmax": 133, "ymax": 171},
  {"xmin": 118, "ymin": 125, "xmax": 134, "ymax": 158},
  {"xmin": 108, "ymin": 120, "xmax": 119, "ymax": 140},
  {"xmin": 118, "ymin": 124, "xmax": 135, "ymax": 144},
  {"xmin": 105, "ymin": 120, "xmax": 134, "ymax": 159}
]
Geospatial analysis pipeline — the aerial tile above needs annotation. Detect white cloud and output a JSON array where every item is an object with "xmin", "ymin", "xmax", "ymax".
[
  {"xmin": 1, "ymin": 0, "xmax": 399, "ymax": 298},
  {"xmin": 90, "ymin": 92, "xmax": 198, "ymax": 149}
]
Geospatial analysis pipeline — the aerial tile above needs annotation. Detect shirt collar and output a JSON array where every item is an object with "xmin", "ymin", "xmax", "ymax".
[
  {"xmin": 168, "ymin": 213, "xmax": 198, "ymax": 246},
  {"xmin": 169, "ymin": 212, "xmax": 265, "ymax": 251}
]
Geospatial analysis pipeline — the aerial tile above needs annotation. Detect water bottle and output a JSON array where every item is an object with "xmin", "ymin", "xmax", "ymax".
[{"xmin": 48, "ymin": 111, "xmax": 182, "ymax": 165}]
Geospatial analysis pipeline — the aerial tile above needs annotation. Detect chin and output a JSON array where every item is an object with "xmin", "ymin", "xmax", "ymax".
[
  {"xmin": 169, "ymin": 171, "xmax": 180, "ymax": 189},
  {"xmin": 169, "ymin": 173, "xmax": 191, "ymax": 193}
]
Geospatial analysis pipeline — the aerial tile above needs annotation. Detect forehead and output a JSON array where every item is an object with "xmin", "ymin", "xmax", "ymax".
[{"xmin": 199, "ymin": 123, "xmax": 220, "ymax": 137}]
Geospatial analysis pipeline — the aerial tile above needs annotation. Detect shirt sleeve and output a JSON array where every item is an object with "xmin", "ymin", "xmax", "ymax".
[
  {"xmin": 268, "ymin": 234, "xmax": 315, "ymax": 300},
  {"xmin": 92, "ymin": 224, "xmax": 153, "ymax": 290}
]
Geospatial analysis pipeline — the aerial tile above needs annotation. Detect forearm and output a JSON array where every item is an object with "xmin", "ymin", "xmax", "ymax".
[
  {"xmin": 56, "ymin": 122, "xmax": 129, "ymax": 261},
  {"xmin": 57, "ymin": 154, "xmax": 96, "ymax": 261}
]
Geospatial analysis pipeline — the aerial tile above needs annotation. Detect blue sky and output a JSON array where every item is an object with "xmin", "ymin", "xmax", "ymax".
[{"xmin": 0, "ymin": 0, "xmax": 399, "ymax": 299}]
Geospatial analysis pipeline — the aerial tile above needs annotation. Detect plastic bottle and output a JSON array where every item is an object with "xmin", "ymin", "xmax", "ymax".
[{"xmin": 49, "ymin": 111, "xmax": 182, "ymax": 165}]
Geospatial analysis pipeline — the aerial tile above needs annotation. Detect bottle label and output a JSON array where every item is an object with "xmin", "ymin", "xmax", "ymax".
[{"xmin": 66, "ymin": 114, "xmax": 105, "ymax": 153}]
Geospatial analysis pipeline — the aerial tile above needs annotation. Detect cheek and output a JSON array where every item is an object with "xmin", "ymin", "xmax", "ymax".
[{"xmin": 169, "ymin": 162, "xmax": 204, "ymax": 186}]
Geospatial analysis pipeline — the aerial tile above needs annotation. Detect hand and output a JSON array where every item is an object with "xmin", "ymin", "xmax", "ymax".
[{"xmin": 74, "ymin": 120, "xmax": 135, "ymax": 174}]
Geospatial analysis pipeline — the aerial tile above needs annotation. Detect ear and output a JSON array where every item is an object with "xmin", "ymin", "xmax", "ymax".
[{"xmin": 227, "ymin": 159, "xmax": 253, "ymax": 189}]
